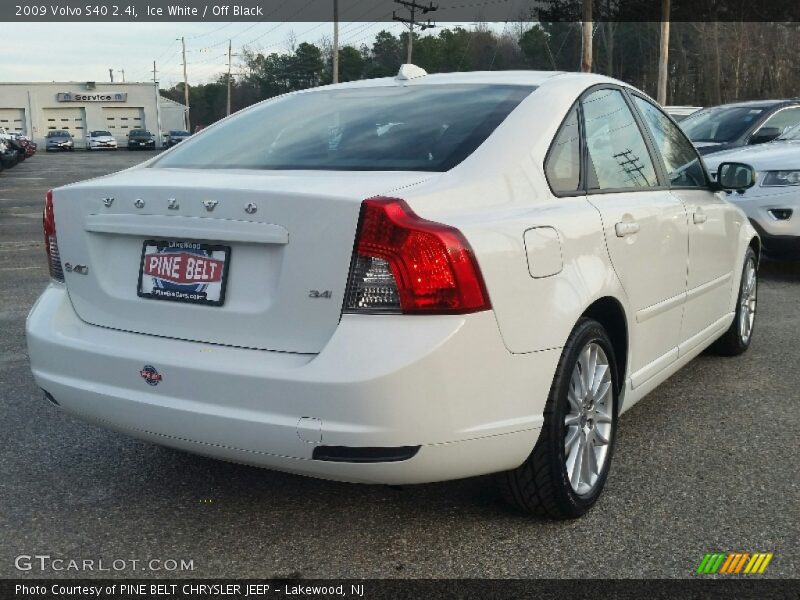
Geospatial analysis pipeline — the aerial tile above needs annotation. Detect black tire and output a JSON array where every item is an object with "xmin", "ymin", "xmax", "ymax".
[
  {"xmin": 709, "ymin": 246, "xmax": 758, "ymax": 356},
  {"xmin": 499, "ymin": 318, "xmax": 619, "ymax": 519}
]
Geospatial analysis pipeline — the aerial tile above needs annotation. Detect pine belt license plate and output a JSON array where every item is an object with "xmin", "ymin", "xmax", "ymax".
[{"xmin": 137, "ymin": 240, "xmax": 231, "ymax": 306}]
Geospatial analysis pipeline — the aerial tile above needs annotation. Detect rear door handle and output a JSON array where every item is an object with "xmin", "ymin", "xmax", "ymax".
[
  {"xmin": 693, "ymin": 212, "xmax": 708, "ymax": 224},
  {"xmin": 615, "ymin": 221, "xmax": 640, "ymax": 237}
]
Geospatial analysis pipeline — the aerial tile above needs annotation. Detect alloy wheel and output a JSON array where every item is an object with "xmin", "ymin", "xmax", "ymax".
[
  {"xmin": 739, "ymin": 257, "xmax": 757, "ymax": 344},
  {"xmin": 564, "ymin": 342, "xmax": 614, "ymax": 496}
]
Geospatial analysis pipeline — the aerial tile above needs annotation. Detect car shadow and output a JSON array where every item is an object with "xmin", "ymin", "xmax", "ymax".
[{"xmin": 759, "ymin": 257, "xmax": 800, "ymax": 282}]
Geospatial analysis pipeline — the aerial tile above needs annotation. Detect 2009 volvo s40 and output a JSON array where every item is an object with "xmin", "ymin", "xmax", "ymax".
[{"xmin": 27, "ymin": 67, "xmax": 760, "ymax": 518}]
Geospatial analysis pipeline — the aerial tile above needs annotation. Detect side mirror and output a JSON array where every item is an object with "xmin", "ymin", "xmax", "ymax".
[
  {"xmin": 715, "ymin": 162, "xmax": 756, "ymax": 191},
  {"xmin": 749, "ymin": 126, "xmax": 781, "ymax": 145}
]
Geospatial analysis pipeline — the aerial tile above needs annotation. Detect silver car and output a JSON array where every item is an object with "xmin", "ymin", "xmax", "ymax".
[
  {"xmin": 45, "ymin": 130, "xmax": 74, "ymax": 152},
  {"xmin": 703, "ymin": 123, "xmax": 800, "ymax": 258}
]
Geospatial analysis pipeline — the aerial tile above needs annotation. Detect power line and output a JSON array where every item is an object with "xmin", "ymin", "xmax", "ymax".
[{"xmin": 392, "ymin": 1, "xmax": 438, "ymax": 63}]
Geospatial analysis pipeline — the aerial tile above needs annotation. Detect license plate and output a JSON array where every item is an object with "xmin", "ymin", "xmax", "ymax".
[{"xmin": 137, "ymin": 240, "xmax": 231, "ymax": 306}]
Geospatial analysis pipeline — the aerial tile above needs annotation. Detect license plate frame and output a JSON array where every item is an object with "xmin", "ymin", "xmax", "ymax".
[{"xmin": 137, "ymin": 240, "xmax": 231, "ymax": 306}]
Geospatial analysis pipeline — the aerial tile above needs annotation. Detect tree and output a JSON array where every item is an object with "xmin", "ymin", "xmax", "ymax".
[{"xmin": 519, "ymin": 26, "xmax": 554, "ymax": 69}]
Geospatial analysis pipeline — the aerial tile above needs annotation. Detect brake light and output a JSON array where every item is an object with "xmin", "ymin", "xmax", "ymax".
[
  {"xmin": 344, "ymin": 197, "xmax": 490, "ymax": 314},
  {"xmin": 43, "ymin": 190, "xmax": 64, "ymax": 282}
]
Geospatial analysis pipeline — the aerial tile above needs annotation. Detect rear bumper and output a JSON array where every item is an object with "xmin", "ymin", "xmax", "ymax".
[{"xmin": 26, "ymin": 286, "xmax": 556, "ymax": 484}]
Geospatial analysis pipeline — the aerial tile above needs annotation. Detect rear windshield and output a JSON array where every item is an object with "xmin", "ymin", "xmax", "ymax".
[
  {"xmin": 681, "ymin": 105, "xmax": 770, "ymax": 143},
  {"xmin": 154, "ymin": 84, "xmax": 535, "ymax": 172}
]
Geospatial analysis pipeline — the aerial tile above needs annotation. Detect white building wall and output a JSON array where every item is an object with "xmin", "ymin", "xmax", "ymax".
[{"xmin": 0, "ymin": 82, "xmax": 186, "ymax": 148}]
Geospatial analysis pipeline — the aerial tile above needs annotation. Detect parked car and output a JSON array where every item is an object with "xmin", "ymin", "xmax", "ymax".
[
  {"xmin": 681, "ymin": 98, "xmax": 800, "ymax": 155},
  {"xmin": 665, "ymin": 105, "xmax": 702, "ymax": 122},
  {"xmin": 45, "ymin": 130, "xmax": 75, "ymax": 152},
  {"xmin": 0, "ymin": 140, "xmax": 18, "ymax": 168},
  {"xmin": 165, "ymin": 130, "xmax": 190, "ymax": 147},
  {"xmin": 703, "ymin": 122, "xmax": 800, "ymax": 258},
  {"xmin": 127, "ymin": 129, "xmax": 156, "ymax": 150},
  {"xmin": 9, "ymin": 133, "xmax": 37, "ymax": 158},
  {"xmin": 27, "ymin": 68, "xmax": 760, "ymax": 519},
  {"xmin": 86, "ymin": 130, "xmax": 117, "ymax": 151},
  {"xmin": 5, "ymin": 135, "xmax": 26, "ymax": 162}
]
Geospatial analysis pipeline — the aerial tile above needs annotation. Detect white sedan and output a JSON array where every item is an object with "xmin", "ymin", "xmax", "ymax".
[
  {"xmin": 27, "ymin": 67, "xmax": 759, "ymax": 518},
  {"xmin": 86, "ymin": 130, "xmax": 117, "ymax": 151}
]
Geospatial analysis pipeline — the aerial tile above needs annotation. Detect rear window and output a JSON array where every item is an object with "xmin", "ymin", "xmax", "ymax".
[{"xmin": 154, "ymin": 84, "xmax": 535, "ymax": 172}]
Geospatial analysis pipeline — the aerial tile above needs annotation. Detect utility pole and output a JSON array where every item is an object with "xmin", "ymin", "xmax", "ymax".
[
  {"xmin": 657, "ymin": 0, "xmax": 671, "ymax": 105},
  {"xmin": 179, "ymin": 36, "xmax": 190, "ymax": 131},
  {"xmin": 332, "ymin": 0, "xmax": 339, "ymax": 83},
  {"xmin": 109, "ymin": 68, "xmax": 114, "ymax": 83},
  {"xmin": 152, "ymin": 61, "xmax": 163, "ymax": 148},
  {"xmin": 392, "ymin": 1, "xmax": 437, "ymax": 64},
  {"xmin": 118, "ymin": 68, "xmax": 126, "ymax": 82},
  {"xmin": 226, "ymin": 40, "xmax": 237, "ymax": 117},
  {"xmin": 581, "ymin": 0, "xmax": 592, "ymax": 72}
]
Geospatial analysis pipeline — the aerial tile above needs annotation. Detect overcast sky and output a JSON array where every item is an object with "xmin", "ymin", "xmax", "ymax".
[{"xmin": 1, "ymin": 21, "xmax": 491, "ymax": 87}]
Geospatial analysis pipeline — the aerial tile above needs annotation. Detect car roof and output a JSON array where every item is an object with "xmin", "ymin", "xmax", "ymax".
[
  {"xmin": 310, "ymin": 69, "xmax": 625, "ymax": 92},
  {"xmin": 702, "ymin": 99, "xmax": 800, "ymax": 110}
]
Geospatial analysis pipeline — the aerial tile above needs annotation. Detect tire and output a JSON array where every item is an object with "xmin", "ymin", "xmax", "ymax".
[
  {"xmin": 499, "ymin": 318, "xmax": 619, "ymax": 518},
  {"xmin": 709, "ymin": 247, "xmax": 758, "ymax": 356}
]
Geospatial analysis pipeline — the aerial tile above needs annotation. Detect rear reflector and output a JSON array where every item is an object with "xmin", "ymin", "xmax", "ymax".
[
  {"xmin": 344, "ymin": 197, "xmax": 490, "ymax": 314},
  {"xmin": 312, "ymin": 445, "xmax": 420, "ymax": 463},
  {"xmin": 43, "ymin": 190, "xmax": 64, "ymax": 282}
]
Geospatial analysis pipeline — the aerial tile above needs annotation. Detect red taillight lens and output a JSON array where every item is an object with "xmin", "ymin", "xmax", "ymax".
[
  {"xmin": 43, "ymin": 190, "xmax": 64, "ymax": 282},
  {"xmin": 345, "ymin": 197, "xmax": 490, "ymax": 314}
]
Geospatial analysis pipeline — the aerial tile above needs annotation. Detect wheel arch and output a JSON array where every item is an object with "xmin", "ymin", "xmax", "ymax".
[
  {"xmin": 749, "ymin": 235, "xmax": 761, "ymax": 265},
  {"xmin": 581, "ymin": 296, "xmax": 628, "ymax": 398}
]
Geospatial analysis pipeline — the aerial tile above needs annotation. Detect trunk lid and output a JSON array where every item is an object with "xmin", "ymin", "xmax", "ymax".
[{"xmin": 54, "ymin": 168, "xmax": 430, "ymax": 353}]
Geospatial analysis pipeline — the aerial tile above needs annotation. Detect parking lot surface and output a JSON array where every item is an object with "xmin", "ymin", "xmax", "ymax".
[{"xmin": 1, "ymin": 152, "xmax": 798, "ymax": 579}]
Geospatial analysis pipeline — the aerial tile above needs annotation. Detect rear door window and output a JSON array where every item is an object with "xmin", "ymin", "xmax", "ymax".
[{"xmin": 581, "ymin": 89, "xmax": 659, "ymax": 191}]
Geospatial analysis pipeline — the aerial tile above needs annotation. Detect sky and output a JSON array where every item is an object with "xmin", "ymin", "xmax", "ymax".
[{"xmin": 0, "ymin": 21, "xmax": 496, "ymax": 87}]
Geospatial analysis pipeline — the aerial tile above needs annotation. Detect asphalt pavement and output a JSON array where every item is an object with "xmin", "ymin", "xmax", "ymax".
[{"xmin": 0, "ymin": 151, "xmax": 798, "ymax": 579}]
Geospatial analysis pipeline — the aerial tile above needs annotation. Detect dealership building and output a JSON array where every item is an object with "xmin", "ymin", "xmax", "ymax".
[{"xmin": 0, "ymin": 81, "xmax": 187, "ymax": 148}]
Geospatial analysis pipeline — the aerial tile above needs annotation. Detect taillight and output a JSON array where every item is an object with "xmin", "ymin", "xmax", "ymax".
[
  {"xmin": 344, "ymin": 197, "xmax": 490, "ymax": 314},
  {"xmin": 43, "ymin": 190, "xmax": 64, "ymax": 282}
]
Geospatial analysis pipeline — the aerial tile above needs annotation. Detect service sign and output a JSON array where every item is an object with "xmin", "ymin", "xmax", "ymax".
[
  {"xmin": 57, "ymin": 92, "xmax": 127, "ymax": 102},
  {"xmin": 137, "ymin": 240, "xmax": 231, "ymax": 306}
]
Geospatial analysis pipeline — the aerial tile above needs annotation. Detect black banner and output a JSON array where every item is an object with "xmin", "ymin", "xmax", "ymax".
[
  {"xmin": 2, "ymin": 579, "xmax": 798, "ymax": 600},
  {"xmin": 3, "ymin": 0, "xmax": 800, "ymax": 23}
]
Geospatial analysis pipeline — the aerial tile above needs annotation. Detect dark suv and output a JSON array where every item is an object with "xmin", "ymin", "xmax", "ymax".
[
  {"xmin": 127, "ymin": 129, "xmax": 156, "ymax": 150},
  {"xmin": 680, "ymin": 99, "xmax": 800, "ymax": 155}
]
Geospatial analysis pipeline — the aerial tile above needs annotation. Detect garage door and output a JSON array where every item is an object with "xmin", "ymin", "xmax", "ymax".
[
  {"xmin": 0, "ymin": 108, "xmax": 26, "ymax": 134},
  {"xmin": 42, "ymin": 107, "xmax": 86, "ymax": 140},
  {"xmin": 103, "ymin": 107, "xmax": 145, "ymax": 142}
]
